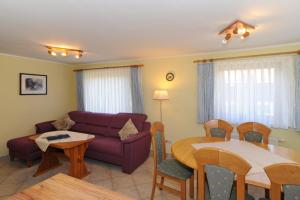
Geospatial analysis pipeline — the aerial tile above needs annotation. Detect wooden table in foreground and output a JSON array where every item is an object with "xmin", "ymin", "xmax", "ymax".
[
  {"xmin": 171, "ymin": 136, "xmax": 300, "ymax": 189},
  {"xmin": 8, "ymin": 173, "xmax": 134, "ymax": 200},
  {"xmin": 30, "ymin": 135, "xmax": 94, "ymax": 179}
]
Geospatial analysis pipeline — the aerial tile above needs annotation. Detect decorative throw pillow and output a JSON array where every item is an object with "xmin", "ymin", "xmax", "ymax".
[
  {"xmin": 118, "ymin": 119, "xmax": 139, "ymax": 141},
  {"xmin": 52, "ymin": 114, "xmax": 75, "ymax": 130}
]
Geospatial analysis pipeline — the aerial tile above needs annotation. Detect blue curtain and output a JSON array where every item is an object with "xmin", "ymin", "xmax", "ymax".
[
  {"xmin": 131, "ymin": 67, "xmax": 144, "ymax": 113},
  {"xmin": 76, "ymin": 71, "xmax": 85, "ymax": 111},
  {"xmin": 197, "ymin": 62, "xmax": 214, "ymax": 123},
  {"xmin": 295, "ymin": 55, "xmax": 300, "ymax": 131}
]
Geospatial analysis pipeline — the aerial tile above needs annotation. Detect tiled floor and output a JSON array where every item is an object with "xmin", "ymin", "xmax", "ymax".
[{"xmin": 0, "ymin": 156, "xmax": 265, "ymax": 200}]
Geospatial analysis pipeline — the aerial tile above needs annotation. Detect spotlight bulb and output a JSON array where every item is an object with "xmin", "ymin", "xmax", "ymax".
[
  {"xmin": 238, "ymin": 28, "xmax": 246, "ymax": 34},
  {"xmin": 48, "ymin": 50, "xmax": 57, "ymax": 56},
  {"xmin": 75, "ymin": 53, "xmax": 82, "ymax": 59},
  {"xmin": 61, "ymin": 51, "xmax": 68, "ymax": 57}
]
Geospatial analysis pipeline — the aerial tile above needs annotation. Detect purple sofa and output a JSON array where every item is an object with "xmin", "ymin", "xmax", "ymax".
[{"xmin": 7, "ymin": 111, "xmax": 151, "ymax": 174}]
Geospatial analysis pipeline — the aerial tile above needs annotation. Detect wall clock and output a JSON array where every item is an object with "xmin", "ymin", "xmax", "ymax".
[{"xmin": 166, "ymin": 72, "xmax": 175, "ymax": 81}]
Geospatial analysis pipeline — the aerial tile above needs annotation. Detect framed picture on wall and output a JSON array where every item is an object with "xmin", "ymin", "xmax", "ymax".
[{"xmin": 19, "ymin": 73, "xmax": 47, "ymax": 95}]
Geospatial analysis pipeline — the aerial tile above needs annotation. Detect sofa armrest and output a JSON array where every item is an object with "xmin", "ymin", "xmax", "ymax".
[
  {"xmin": 142, "ymin": 122, "xmax": 151, "ymax": 132},
  {"xmin": 35, "ymin": 120, "xmax": 56, "ymax": 133},
  {"xmin": 121, "ymin": 131, "xmax": 151, "ymax": 173}
]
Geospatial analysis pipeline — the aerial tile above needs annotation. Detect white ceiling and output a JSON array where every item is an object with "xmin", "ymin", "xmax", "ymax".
[{"xmin": 0, "ymin": 0, "xmax": 300, "ymax": 64}]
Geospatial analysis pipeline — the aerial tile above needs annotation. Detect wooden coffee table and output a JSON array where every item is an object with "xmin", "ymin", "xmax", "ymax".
[
  {"xmin": 30, "ymin": 134, "xmax": 94, "ymax": 179},
  {"xmin": 8, "ymin": 173, "xmax": 134, "ymax": 200}
]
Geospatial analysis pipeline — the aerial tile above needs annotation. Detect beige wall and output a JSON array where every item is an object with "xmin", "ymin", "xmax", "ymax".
[
  {"xmin": 1, "ymin": 43, "xmax": 299, "ymax": 157},
  {"xmin": 0, "ymin": 54, "xmax": 76, "ymax": 157},
  {"xmin": 75, "ymin": 43, "xmax": 300, "ymax": 152}
]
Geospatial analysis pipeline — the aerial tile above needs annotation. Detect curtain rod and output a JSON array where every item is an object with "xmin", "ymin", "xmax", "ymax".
[
  {"xmin": 193, "ymin": 50, "xmax": 300, "ymax": 63},
  {"xmin": 73, "ymin": 64, "xmax": 144, "ymax": 72}
]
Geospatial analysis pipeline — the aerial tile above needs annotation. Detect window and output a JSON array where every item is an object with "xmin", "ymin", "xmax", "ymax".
[
  {"xmin": 82, "ymin": 67, "xmax": 132, "ymax": 113},
  {"xmin": 213, "ymin": 55, "xmax": 296, "ymax": 129}
]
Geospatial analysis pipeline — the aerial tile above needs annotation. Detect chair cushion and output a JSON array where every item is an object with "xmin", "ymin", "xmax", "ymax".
[
  {"xmin": 205, "ymin": 164, "xmax": 234, "ymax": 200},
  {"xmin": 158, "ymin": 159, "xmax": 193, "ymax": 180},
  {"xmin": 210, "ymin": 128, "xmax": 226, "ymax": 138},
  {"xmin": 88, "ymin": 136, "xmax": 123, "ymax": 157},
  {"xmin": 205, "ymin": 185, "xmax": 255, "ymax": 200},
  {"xmin": 283, "ymin": 184, "xmax": 300, "ymax": 200},
  {"xmin": 7, "ymin": 135, "xmax": 40, "ymax": 154},
  {"xmin": 205, "ymin": 165, "xmax": 255, "ymax": 200},
  {"xmin": 245, "ymin": 131, "xmax": 263, "ymax": 143}
]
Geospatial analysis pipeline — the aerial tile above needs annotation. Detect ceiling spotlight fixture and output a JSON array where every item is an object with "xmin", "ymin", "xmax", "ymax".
[
  {"xmin": 222, "ymin": 39, "xmax": 228, "ymax": 44},
  {"xmin": 233, "ymin": 28, "xmax": 238, "ymax": 34},
  {"xmin": 45, "ymin": 46, "xmax": 84, "ymax": 59},
  {"xmin": 222, "ymin": 33, "xmax": 232, "ymax": 44},
  {"xmin": 241, "ymin": 31, "xmax": 250, "ymax": 39},
  {"xmin": 75, "ymin": 52, "xmax": 83, "ymax": 59},
  {"xmin": 61, "ymin": 51, "xmax": 68, "ymax": 57},
  {"xmin": 238, "ymin": 28, "xmax": 246, "ymax": 34},
  {"xmin": 48, "ymin": 50, "xmax": 57, "ymax": 56},
  {"xmin": 219, "ymin": 20, "xmax": 255, "ymax": 44}
]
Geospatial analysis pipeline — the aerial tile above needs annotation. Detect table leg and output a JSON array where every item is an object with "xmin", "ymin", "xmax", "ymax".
[
  {"xmin": 195, "ymin": 170, "xmax": 198, "ymax": 198},
  {"xmin": 33, "ymin": 148, "xmax": 61, "ymax": 177},
  {"xmin": 64, "ymin": 143, "xmax": 89, "ymax": 179}
]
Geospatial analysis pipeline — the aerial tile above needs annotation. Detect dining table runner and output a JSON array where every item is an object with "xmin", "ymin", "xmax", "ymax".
[
  {"xmin": 192, "ymin": 140, "xmax": 294, "ymax": 176},
  {"xmin": 35, "ymin": 131, "xmax": 95, "ymax": 152}
]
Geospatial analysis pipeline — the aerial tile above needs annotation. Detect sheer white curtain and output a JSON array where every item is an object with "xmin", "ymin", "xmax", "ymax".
[
  {"xmin": 214, "ymin": 55, "xmax": 296, "ymax": 129},
  {"xmin": 83, "ymin": 67, "xmax": 132, "ymax": 114}
]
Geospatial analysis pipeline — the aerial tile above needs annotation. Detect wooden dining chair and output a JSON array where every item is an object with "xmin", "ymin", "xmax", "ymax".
[
  {"xmin": 150, "ymin": 122, "xmax": 194, "ymax": 200},
  {"xmin": 263, "ymin": 163, "xmax": 300, "ymax": 200},
  {"xmin": 237, "ymin": 122, "xmax": 271, "ymax": 145},
  {"xmin": 204, "ymin": 119, "xmax": 233, "ymax": 141},
  {"xmin": 194, "ymin": 147, "xmax": 254, "ymax": 200}
]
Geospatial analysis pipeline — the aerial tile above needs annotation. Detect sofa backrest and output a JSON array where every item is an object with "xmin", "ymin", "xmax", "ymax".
[
  {"xmin": 68, "ymin": 111, "xmax": 148, "ymax": 138},
  {"xmin": 108, "ymin": 113, "xmax": 148, "ymax": 137}
]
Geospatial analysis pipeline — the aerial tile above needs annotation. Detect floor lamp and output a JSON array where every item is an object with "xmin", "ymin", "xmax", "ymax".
[{"xmin": 153, "ymin": 90, "xmax": 169, "ymax": 122}]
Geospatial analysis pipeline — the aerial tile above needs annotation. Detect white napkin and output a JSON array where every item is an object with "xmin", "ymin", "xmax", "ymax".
[{"xmin": 35, "ymin": 131, "xmax": 95, "ymax": 152}]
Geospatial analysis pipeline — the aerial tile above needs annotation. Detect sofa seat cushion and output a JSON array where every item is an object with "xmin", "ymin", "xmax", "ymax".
[
  {"xmin": 7, "ymin": 135, "xmax": 40, "ymax": 154},
  {"xmin": 88, "ymin": 136, "xmax": 123, "ymax": 157}
]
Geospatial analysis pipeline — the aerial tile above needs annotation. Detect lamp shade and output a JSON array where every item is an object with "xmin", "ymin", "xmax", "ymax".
[{"xmin": 153, "ymin": 90, "xmax": 169, "ymax": 100}]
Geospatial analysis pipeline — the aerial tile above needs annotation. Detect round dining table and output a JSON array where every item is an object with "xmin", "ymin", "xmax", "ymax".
[{"xmin": 171, "ymin": 136, "xmax": 300, "ymax": 189}]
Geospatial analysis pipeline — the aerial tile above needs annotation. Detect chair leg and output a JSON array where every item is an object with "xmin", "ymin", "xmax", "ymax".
[
  {"xmin": 180, "ymin": 180, "xmax": 186, "ymax": 200},
  {"xmin": 265, "ymin": 188, "xmax": 270, "ymax": 199},
  {"xmin": 159, "ymin": 177, "xmax": 165, "ymax": 190},
  {"xmin": 189, "ymin": 174, "xmax": 194, "ymax": 198},
  {"xmin": 150, "ymin": 173, "xmax": 157, "ymax": 200}
]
